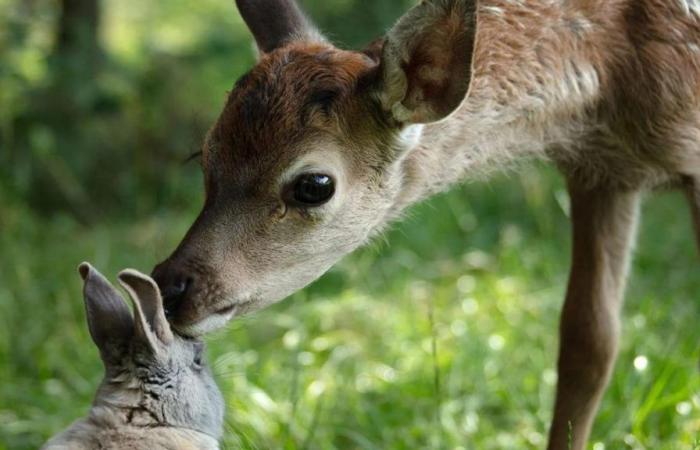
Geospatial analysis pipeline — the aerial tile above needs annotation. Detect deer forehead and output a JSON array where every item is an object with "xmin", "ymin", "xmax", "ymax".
[{"xmin": 204, "ymin": 43, "xmax": 380, "ymax": 180}]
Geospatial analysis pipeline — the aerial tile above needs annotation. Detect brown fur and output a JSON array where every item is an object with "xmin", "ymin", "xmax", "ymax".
[
  {"xmin": 153, "ymin": 1, "xmax": 700, "ymax": 448},
  {"xmin": 205, "ymin": 43, "xmax": 389, "ymax": 189}
]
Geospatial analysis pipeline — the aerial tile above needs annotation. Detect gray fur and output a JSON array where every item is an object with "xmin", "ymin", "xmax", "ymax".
[{"xmin": 43, "ymin": 263, "xmax": 224, "ymax": 450}]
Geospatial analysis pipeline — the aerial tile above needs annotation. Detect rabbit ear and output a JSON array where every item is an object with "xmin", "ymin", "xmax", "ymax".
[
  {"xmin": 79, "ymin": 262, "xmax": 133, "ymax": 363},
  {"xmin": 118, "ymin": 268, "xmax": 174, "ymax": 353}
]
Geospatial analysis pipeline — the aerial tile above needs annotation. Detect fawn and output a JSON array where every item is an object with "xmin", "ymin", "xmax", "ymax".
[{"xmin": 151, "ymin": 1, "xmax": 700, "ymax": 448}]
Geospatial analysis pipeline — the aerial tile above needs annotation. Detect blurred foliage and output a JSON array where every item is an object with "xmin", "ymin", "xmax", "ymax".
[
  {"xmin": 0, "ymin": 0, "xmax": 414, "ymax": 220},
  {"xmin": 2, "ymin": 0, "xmax": 245, "ymax": 219},
  {"xmin": 1, "ymin": 0, "xmax": 699, "ymax": 449}
]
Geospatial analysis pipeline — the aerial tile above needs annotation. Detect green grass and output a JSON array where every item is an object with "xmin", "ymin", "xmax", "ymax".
[{"xmin": 1, "ymin": 166, "xmax": 699, "ymax": 449}]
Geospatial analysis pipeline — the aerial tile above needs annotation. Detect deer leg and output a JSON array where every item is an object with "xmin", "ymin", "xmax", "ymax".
[
  {"xmin": 547, "ymin": 184, "xmax": 641, "ymax": 450},
  {"xmin": 682, "ymin": 176, "xmax": 700, "ymax": 254}
]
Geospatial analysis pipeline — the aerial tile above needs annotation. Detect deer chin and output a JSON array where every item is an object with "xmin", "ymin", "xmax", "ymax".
[{"xmin": 172, "ymin": 300, "xmax": 253, "ymax": 337}]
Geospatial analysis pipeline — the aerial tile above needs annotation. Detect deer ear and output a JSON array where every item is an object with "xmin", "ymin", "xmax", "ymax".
[
  {"xmin": 79, "ymin": 262, "xmax": 133, "ymax": 364},
  {"xmin": 235, "ymin": 0, "xmax": 324, "ymax": 54},
  {"xmin": 377, "ymin": 0, "xmax": 477, "ymax": 124},
  {"xmin": 118, "ymin": 269, "xmax": 174, "ymax": 353}
]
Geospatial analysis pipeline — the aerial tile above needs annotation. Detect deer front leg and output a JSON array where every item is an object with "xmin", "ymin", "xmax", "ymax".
[{"xmin": 547, "ymin": 184, "xmax": 641, "ymax": 450}]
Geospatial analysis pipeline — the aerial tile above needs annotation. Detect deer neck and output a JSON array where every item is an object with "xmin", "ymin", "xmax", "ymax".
[{"xmin": 387, "ymin": 0, "xmax": 610, "ymax": 214}]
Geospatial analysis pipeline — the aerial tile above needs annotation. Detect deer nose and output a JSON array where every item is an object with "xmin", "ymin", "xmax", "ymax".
[{"xmin": 152, "ymin": 263, "xmax": 194, "ymax": 318}]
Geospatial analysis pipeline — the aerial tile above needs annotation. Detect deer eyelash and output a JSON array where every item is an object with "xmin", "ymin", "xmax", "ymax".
[{"xmin": 183, "ymin": 150, "xmax": 203, "ymax": 165}]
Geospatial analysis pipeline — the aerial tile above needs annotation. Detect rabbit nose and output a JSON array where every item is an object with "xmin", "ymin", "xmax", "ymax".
[{"xmin": 152, "ymin": 263, "xmax": 194, "ymax": 318}]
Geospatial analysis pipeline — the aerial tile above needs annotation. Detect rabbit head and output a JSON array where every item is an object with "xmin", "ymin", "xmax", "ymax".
[{"xmin": 78, "ymin": 263, "xmax": 224, "ymax": 440}]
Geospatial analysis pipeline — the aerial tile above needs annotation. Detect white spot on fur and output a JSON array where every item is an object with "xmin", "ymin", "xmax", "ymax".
[
  {"xmin": 399, "ymin": 124, "xmax": 424, "ymax": 149},
  {"xmin": 569, "ymin": 16, "xmax": 593, "ymax": 33},
  {"xmin": 577, "ymin": 65, "xmax": 600, "ymax": 97},
  {"xmin": 551, "ymin": 60, "xmax": 600, "ymax": 109},
  {"xmin": 481, "ymin": 5, "xmax": 504, "ymax": 16},
  {"xmin": 678, "ymin": 0, "xmax": 700, "ymax": 16}
]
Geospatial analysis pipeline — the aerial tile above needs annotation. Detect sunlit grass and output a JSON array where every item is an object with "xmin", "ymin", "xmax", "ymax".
[{"xmin": 1, "ymin": 167, "xmax": 699, "ymax": 449}]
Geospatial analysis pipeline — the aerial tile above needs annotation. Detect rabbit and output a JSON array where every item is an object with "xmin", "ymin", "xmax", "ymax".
[{"xmin": 43, "ymin": 263, "xmax": 224, "ymax": 450}]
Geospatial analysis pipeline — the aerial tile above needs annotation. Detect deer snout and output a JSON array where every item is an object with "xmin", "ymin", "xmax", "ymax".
[{"xmin": 151, "ymin": 260, "xmax": 194, "ymax": 319}]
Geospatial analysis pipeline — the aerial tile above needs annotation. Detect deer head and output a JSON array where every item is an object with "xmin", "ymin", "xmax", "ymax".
[{"xmin": 153, "ymin": 0, "xmax": 477, "ymax": 336}]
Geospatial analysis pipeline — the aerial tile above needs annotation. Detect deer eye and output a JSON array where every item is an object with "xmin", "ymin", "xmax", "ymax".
[{"xmin": 289, "ymin": 173, "xmax": 335, "ymax": 206}]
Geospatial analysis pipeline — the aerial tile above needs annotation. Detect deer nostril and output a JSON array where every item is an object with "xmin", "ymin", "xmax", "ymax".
[
  {"xmin": 152, "ymin": 261, "xmax": 196, "ymax": 319},
  {"xmin": 173, "ymin": 278, "xmax": 189, "ymax": 296},
  {"xmin": 161, "ymin": 276, "xmax": 193, "ymax": 318}
]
